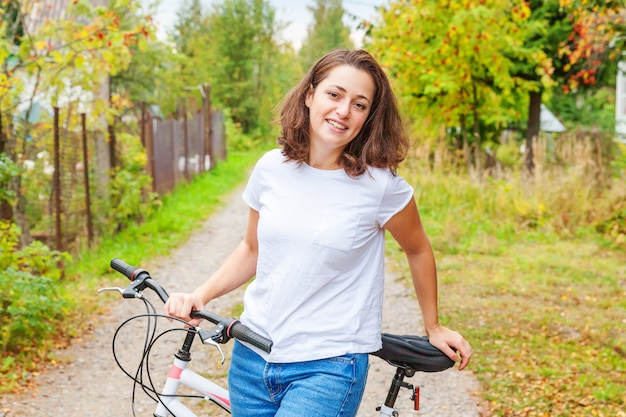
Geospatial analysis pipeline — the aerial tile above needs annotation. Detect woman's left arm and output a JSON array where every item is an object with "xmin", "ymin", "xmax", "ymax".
[{"xmin": 384, "ymin": 198, "xmax": 472, "ymax": 370}]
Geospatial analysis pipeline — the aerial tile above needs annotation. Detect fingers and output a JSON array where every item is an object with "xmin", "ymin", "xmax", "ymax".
[
  {"xmin": 163, "ymin": 298, "xmax": 177, "ymax": 322},
  {"xmin": 439, "ymin": 344, "xmax": 461, "ymax": 364},
  {"xmin": 187, "ymin": 317, "xmax": 203, "ymax": 328},
  {"xmin": 450, "ymin": 333, "xmax": 472, "ymax": 371},
  {"xmin": 429, "ymin": 326, "xmax": 473, "ymax": 371},
  {"xmin": 164, "ymin": 293, "xmax": 197, "ymax": 323},
  {"xmin": 457, "ymin": 339, "xmax": 473, "ymax": 370}
]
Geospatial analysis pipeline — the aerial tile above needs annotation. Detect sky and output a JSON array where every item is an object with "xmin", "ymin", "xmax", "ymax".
[{"xmin": 147, "ymin": 0, "xmax": 386, "ymax": 49}]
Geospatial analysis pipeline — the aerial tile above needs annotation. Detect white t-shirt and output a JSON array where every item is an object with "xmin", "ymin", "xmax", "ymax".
[{"xmin": 240, "ymin": 149, "xmax": 414, "ymax": 362}]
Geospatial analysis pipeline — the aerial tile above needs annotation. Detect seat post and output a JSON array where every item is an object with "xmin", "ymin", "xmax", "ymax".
[{"xmin": 383, "ymin": 367, "xmax": 407, "ymax": 408}]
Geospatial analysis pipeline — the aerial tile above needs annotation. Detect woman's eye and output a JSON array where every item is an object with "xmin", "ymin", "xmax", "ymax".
[
  {"xmin": 327, "ymin": 91, "xmax": 340, "ymax": 99},
  {"xmin": 354, "ymin": 102, "xmax": 367, "ymax": 111}
]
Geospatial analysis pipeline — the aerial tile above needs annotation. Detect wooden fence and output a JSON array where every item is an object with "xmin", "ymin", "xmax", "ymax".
[
  {"xmin": 34, "ymin": 89, "xmax": 226, "ymax": 252},
  {"xmin": 141, "ymin": 89, "xmax": 226, "ymax": 195}
]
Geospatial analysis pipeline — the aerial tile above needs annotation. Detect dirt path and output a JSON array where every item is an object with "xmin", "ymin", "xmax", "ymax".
[{"xmin": 0, "ymin": 186, "xmax": 486, "ymax": 417}]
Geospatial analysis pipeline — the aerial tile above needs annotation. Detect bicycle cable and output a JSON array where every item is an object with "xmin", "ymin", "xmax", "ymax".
[{"xmin": 111, "ymin": 298, "xmax": 207, "ymax": 417}]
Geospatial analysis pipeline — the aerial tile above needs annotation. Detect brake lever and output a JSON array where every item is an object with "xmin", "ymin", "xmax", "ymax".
[
  {"xmin": 98, "ymin": 287, "xmax": 143, "ymax": 299},
  {"xmin": 198, "ymin": 328, "xmax": 226, "ymax": 364}
]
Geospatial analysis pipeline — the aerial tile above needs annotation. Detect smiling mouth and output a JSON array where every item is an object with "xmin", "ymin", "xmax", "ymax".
[{"xmin": 327, "ymin": 119, "xmax": 348, "ymax": 130}]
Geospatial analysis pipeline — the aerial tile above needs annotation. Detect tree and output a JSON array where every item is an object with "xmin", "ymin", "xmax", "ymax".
[
  {"xmin": 366, "ymin": 0, "xmax": 548, "ymax": 171},
  {"xmin": 110, "ymin": 1, "xmax": 180, "ymax": 114},
  {"xmin": 516, "ymin": 0, "xmax": 624, "ymax": 171},
  {"xmin": 163, "ymin": 0, "xmax": 212, "ymax": 116},
  {"xmin": 210, "ymin": 0, "xmax": 280, "ymax": 134},
  {"xmin": 170, "ymin": 0, "xmax": 299, "ymax": 138},
  {"xmin": 558, "ymin": 0, "xmax": 625, "ymax": 93},
  {"xmin": 513, "ymin": 1, "xmax": 571, "ymax": 172},
  {"xmin": 0, "ymin": 0, "xmax": 154, "ymax": 243},
  {"xmin": 299, "ymin": 0, "xmax": 354, "ymax": 70}
]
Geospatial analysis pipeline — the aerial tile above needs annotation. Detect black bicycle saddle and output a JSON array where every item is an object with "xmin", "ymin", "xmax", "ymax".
[{"xmin": 371, "ymin": 333, "xmax": 455, "ymax": 373}]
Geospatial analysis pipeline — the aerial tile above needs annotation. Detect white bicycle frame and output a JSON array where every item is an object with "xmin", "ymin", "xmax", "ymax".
[{"xmin": 154, "ymin": 356, "xmax": 230, "ymax": 417}]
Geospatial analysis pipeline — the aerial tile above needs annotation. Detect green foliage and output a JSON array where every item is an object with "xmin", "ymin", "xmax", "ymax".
[
  {"xmin": 594, "ymin": 142, "xmax": 626, "ymax": 246},
  {"xmin": 107, "ymin": 133, "xmax": 159, "ymax": 233},
  {"xmin": 1, "ymin": 0, "xmax": 155, "ymax": 109},
  {"xmin": 110, "ymin": 40, "xmax": 181, "ymax": 114},
  {"xmin": 1, "ymin": 1, "xmax": 24, "ymax": 46},
  {"xmin": 367, "ymin": 0, "xmax": 549, "ymax": 144},
  {"xmin": 208, "ymin": 0, "xmax": 281, "ymax": 134},
  {"xmin": 299, "ymin": 0, "xmax": 354, "ymax": 69},
  {"xmin": 548, "ymin": 86, "xmax": 616, "ymax": 132},
  {"xmin": 0, "ymin": 221, "xmax": 72, "ymax": 356},
  {"xmin": 108, "ymin": 168, "xmax": 156, "ymax": 231},
  {"xmin": 610, "ymin": 142, "xmax": 626, "ymax": 177},
  {"xmin": 170, "ymin": 0, "xmax": 298, "ymax": 138},
  {"xmin": 1, "ymin": 0, "xmax": 158, "ymax": 250},
  {"xmin": 0, "ymin": 221, "xmax": 19, "ymax": 266},
  {"xmin": 522, "ymin": 0, "xmax": 573, "ymax": 81},
  {"xmin": 223, "ymin": 108, "xmax": 264, "ymax": 151},
  {"xmin": 0, "ymin": 152, "xmax": 20, "ymax": 203}
]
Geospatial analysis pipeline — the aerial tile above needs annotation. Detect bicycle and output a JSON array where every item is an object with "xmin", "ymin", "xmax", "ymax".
[{"xmin": 102, "ymin": 258, "xmax": 455, "ymax": 417}]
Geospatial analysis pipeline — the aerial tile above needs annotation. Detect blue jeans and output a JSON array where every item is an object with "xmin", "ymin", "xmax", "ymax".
[{"xmin": 228, "ymin": 340, "xmax": 369, "ymax": 417}]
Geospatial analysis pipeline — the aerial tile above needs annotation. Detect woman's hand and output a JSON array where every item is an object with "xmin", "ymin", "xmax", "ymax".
[
  {"xmin": 164, "ymin": 292, "xmax": 205, "ymax": 327},
  {"xmin": 426, "ymin": 324, "xmax": 473, "ymax": 371}
]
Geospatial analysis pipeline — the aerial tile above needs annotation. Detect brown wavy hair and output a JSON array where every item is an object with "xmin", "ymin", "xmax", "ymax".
[{"xmin": 276, "ymin": 49, "xmax": 409, "ymax": 177}]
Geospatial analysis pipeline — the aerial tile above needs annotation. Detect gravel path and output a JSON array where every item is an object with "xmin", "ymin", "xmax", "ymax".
[{"xmin": 0, "ymin": 185, "xmax": 486, "ymax": 417}]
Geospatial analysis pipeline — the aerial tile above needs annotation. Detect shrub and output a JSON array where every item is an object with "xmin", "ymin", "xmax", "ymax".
[{"xmin": 0, "ymin": 221, "xmax": 72, "ymax": 355}]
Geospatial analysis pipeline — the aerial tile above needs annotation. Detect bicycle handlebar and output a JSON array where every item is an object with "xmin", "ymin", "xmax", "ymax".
[{"xmin": 109, "ymin": 258, "xmax": 273, "ymax": 353}]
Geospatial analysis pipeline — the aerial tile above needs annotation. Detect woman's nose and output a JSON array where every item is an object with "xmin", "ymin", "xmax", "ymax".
[{"xmin": 336, "ymin": 100, "xmax": 350, "ymax": 118}]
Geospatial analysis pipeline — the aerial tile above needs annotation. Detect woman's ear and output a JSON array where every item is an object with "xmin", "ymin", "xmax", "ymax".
[{"xmin": 304, "ymin": 84, "xmax": 314, "ymax": 108}]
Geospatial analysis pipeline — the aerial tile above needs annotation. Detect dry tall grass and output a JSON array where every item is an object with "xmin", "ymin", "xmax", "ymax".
[{"xmin": 401, "ymin": 131, "xmax": 626, "ymax": 248}]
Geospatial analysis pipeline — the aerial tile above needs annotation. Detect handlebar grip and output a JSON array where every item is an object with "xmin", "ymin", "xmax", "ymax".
[
  {"xmin": 109, "ymin": 257, "xmax": 272, "ymax": 352},
  {"xmin": 110, "ymin": 258, "xmax": 139, "ymax": 281},
  {"xmin": 229, "ymin": 321, "xmax": 273, "ymax": 353}
]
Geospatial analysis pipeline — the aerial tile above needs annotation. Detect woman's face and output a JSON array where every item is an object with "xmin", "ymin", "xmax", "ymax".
[{"xmin": 305, "ymin": 65, "xmax": 375, "ymax": 161}]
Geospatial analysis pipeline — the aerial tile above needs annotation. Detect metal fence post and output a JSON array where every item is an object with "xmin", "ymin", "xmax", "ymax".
[
  {"xmin": 53, "ymin": 107, "xmax": 62, "ymax": 251},
  {"xmin": 81, "ymin": 113, "xmax": 93, "ymax": 246}
]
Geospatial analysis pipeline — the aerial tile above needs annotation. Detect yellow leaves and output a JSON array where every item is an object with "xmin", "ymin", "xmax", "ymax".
[
  {"xmin": 74, "ymin": 54, "xmax": 85, "ymax": 69},
  {"xmin": 34, "ymin": 40, "xmax": 48, "ymax": 51},
  {"xmin": 101, "ymin": 50, "xmax": 115, "ymax": 69},
  {"xmin": 0, "ymin": 73, "xmax": 12, "ymax": 96},
  {"xmin": 110, "ymin": 93, "xmax": 131, "ymax": 111},
  {"xmin": 511, "ymin": 3, "xmax": 531, "ymax": 23},
  {"xmin": 137, "ymin": 37, "xmax": 149, "ymax": 51},
  {"xmin": 49, "ymin": 51, "xmax": 63, "ymax": 64},
  {"xmin": 520, "ymin": 3, "xmax": 531, "ymax": 20},
  {"xmin": 0, "ymin": 46, "xmax": 9, "ymax": 66}
]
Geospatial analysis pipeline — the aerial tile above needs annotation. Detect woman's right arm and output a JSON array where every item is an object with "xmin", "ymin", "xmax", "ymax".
[{"xmin": 164, "ymin": 208, "xmax": 259, "ymax": 323}]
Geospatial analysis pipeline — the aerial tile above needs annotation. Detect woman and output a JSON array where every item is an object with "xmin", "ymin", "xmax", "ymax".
[{"xmin": 165, "ymin": 49, "xmax": 472, "ymax": 417}]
